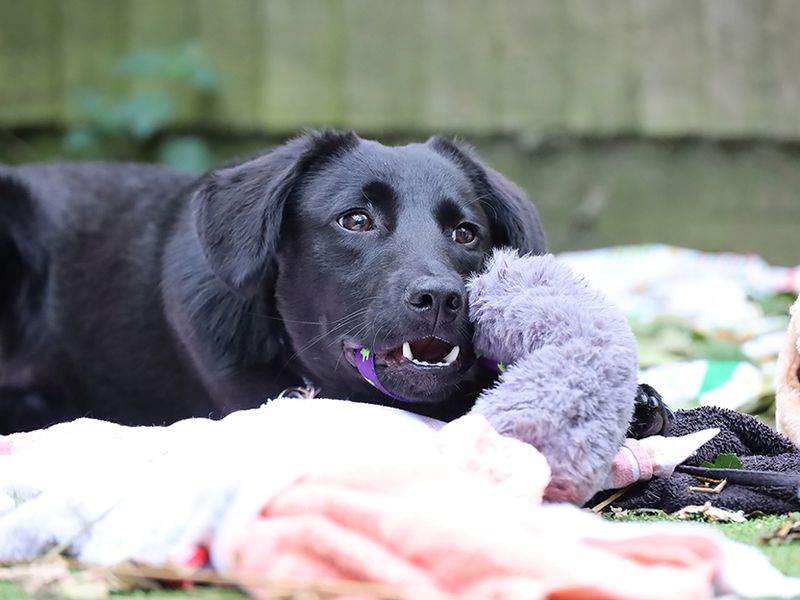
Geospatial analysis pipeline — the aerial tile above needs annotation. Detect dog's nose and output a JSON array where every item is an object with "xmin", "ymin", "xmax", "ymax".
[{"xmin": 405, "ymin": 277, "xmax": 465, "ymax": 324}]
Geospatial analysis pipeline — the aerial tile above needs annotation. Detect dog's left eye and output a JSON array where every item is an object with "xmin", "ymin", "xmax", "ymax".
[
  {"xmin": 452, "ymin": 223, "xmax": 477, "ymax": 244},
  {"xmin": 337, "ymin": 211, "xmax": 373, "ymax": 232}
]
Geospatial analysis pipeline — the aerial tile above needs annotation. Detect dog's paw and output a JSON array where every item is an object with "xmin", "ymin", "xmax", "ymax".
[{"xmin": 627, "ymin": 383, "xmax": 673, "ymax": 439}]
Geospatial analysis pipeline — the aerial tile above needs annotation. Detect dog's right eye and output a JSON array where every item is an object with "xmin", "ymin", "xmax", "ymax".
[{"xmin": 337, "ymin": 211, "xmax": 373, "ymax": 232}]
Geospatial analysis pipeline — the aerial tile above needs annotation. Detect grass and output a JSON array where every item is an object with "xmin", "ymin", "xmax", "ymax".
[
  {"xmin": 606, "ymin": 512, "xmax": 800, "ymax": 578},
  {"xmin": 0, "ymin": 579, "xmax": 247, "ymax": 600}
]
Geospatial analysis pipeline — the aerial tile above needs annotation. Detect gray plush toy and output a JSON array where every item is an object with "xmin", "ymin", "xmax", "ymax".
[{"xmin": 468, "ymin": 249, "xmax": 638, "ymax": 505}]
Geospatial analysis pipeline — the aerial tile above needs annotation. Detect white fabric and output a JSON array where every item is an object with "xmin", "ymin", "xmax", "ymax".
[
  {"xmin": 0, "ymin": 398, "xmax": 440, "ymax": 567},
  {"xmin": 1, "ymin": 401, "xmax": 799, "ymax": 598}
]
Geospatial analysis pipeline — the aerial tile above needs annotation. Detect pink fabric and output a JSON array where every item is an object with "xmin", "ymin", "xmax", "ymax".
[
  {"xmin": 227, "ymin": 416, "xmax": 720, "ymax": 600},
  {"xmin": 610, "ymin": 439, "xmax": 655, "ymax": 488}
]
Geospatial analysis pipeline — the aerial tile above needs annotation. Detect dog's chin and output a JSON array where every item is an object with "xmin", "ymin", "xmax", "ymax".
[
  {"xmin": 343, "ymin": 337, "xmax": 469, "ymax": 404},
  {"xmin": 376, "ymin": 360, "xmax": 465, "ymax": 404}
]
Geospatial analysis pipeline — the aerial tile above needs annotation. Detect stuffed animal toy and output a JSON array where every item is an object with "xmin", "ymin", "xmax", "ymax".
[
  {"xmin": 776, "ymin": 293, "xmax": 800, "ymax": 447},
  {"xmin": 468, "ymin": 249, "xmax": 639, "ymax": 504}
]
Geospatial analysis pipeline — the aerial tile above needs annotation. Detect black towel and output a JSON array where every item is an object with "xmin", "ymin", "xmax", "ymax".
[{"xmin": 592, "ymin": 406, "xmax": 800, "ymax": 514}]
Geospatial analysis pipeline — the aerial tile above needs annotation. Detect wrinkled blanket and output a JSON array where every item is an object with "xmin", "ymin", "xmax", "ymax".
[
  {"xmin": 2, "ymin": 399, "xmax": 799, "ymax": 599},
  {"xmin": 593, "ymin": 405, "xmax": 800, "ymax": 514}
]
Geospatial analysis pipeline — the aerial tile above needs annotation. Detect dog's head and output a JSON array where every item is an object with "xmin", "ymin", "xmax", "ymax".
[{"xmin": 193, "ymin": 130, "xmax": 545, "ymax": 406}]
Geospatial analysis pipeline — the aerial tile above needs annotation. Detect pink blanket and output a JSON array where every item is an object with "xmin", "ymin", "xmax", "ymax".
[{"xmin": 230, "ymin": 416, "xmax": 716, "ymax": 600}]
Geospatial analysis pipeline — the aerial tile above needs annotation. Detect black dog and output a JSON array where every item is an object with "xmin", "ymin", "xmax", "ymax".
[{"xmin": 0, "ymin": 131, "xmax": 550, "ymax": 433}]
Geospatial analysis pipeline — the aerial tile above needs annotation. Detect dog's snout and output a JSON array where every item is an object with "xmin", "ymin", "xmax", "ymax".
[{"xmin": 405, "ymin": 277, "xmax": 465, "ymax": 324}]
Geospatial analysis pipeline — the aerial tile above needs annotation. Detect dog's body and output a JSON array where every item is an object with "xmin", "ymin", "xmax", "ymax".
[{"xmin": 0, "ymin": 131, "xmax": 547, "ymax": 433}]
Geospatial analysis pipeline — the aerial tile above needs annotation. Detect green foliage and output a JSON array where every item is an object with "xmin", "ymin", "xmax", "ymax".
[
  {"xmin": 702, "ymin": 452, "xmax": 745, "ymax": 469},
  {"xmin": 63, "ymin": 45, "xmax": 219, "ymax": 173},
  {"xmin": 631, "ymin": 316, "xmax": 750, "ymax": 369},
  {"xmin": 751, "ymin": 291, "xmax": 797, "ymax": 318}
]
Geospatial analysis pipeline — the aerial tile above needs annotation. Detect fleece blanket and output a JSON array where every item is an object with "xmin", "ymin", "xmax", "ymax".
[
  {"xmin": 2, "ymin": 399, "xmax": 800, "ymax": 600},
  {"xmin": 594, "ymin": 405, "xmax": 800, "ymax": 514}
]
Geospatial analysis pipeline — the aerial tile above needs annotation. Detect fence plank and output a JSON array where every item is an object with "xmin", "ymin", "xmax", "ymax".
[
  {"xmin": 125, "ymin": 0, "xmax": 197, "ymax": 48},
  {"xmin": 58, "ymin": 0, "xmax": 127, "ymax": 122},
  {"xmin": 3, "ymin": 0, "xmax": 800, "ymax": 139},
  {"xmin": 761, "ymin": 0, "xmax": 800, "ymax": 137},
  {"xmin": 630, "ymin": 0, "xmax": 709, "ymax": 135},
  {"xmin": 340, "ymin": 0, "xmax": 427, "ymax": 133},
  {"xmin": 422, "ymin": 0, "xmax": 504, "ymax": 133},
  {"xmin": 703, "ymin": 0, "xmax": 774, "ymax": 136},
  {"xmin": 196, "ymin": 0, "xmax": 262, "ymax": 129},
  {"xmin": 258, "ymin": 0, "xmax": 347, "ymax": 130},
  {"xmin": 0, "ymin": 0, "xmax": 60, "ymax": 124},
  {"xmin": 559, "ymin": 0, "xmax": 639, "ymax": 133},
  {"xmin": 495, "ymin": 0, "xmax": 565, "ymax": 135},
  {"xmin": 124, "ymin": 0, "xmax": 199, "ymax": 124}
]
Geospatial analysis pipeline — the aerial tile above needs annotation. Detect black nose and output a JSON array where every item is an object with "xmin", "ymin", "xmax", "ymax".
[{"xmin": 405, "ymin": 277, "xmax": 465, "ymax": 324}]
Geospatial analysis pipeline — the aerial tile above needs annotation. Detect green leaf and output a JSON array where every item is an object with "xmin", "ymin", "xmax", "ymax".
[
  {"xmin": 116, "ymin": 49, "xmax": 171, "ymax": 77},
  {"xmin": 111, "ymin": 91, "xmax": 175, "ymax": 139},
  {"xmin": 157, "ymin": 136, "xmax": 213, "ymax": 174},
  {"xmin": 74, "ymin": 91, "xmax": 108, "ymax": 116},
  {"xmin": 702, "ymin": 452, "xmax": 744, "ymax": 470},
  {"xmin": 189, "ymin": 63, "xmax": 221, "ymax": 92},
  {"xmin": 750, "ymin": 291, "xmax": 797, "ymax": 318},
  {"xmin": 62, "ymin": 127, "xmax": 98, "ymax": 154},
  {"xmin": 116, "ymin": 45, "xmax": 220, "ymax": 92}
]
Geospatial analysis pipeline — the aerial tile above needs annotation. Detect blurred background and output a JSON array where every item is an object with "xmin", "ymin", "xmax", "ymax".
[
  {"xmin": 2, "ymin": 0, "xmax": 799, "ymax": 264},
  {"xmin": 1, "ymin": 0, "xmax": 799, "ymax": 417}
]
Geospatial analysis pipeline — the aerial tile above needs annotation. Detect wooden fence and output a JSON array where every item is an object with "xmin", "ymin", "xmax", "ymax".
[{"xmin": 2, "ymin": 0, "xmax": 800, "ymax": 137}]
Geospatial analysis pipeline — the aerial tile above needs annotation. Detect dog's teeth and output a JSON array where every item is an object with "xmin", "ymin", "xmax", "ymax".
[
  {"xmin": 443, "ymin": 345, "xmax": 460, "ymax": 365},
  {"xmin": 402, "ymin": 341, "xmax": 414, "ymax": 361}
]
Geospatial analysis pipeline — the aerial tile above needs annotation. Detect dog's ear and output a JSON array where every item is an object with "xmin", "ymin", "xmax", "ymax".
[
  {"xmin": 193, "ymin": 130, "xmax": 360, "ymax": 294},
  {"xmin": 427, "ymin": 137, "xmax": 546, "ymax": 254}
]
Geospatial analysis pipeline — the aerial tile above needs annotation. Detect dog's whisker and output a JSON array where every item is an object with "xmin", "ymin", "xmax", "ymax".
[
  {"xmin": 279, "ymin": 307, "xmax": 375, "ymax": 366},
  {"xmin": 246, "ymin": 313, "xmax": 323, "ymax": 326}
]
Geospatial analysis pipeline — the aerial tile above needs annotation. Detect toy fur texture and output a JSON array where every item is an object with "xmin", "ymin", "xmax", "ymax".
[{"xmin": 468, "ymin": 249, "xmax": 638, "ymax": 505}]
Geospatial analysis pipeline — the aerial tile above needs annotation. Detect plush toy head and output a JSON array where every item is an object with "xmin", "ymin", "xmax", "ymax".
[{"xmin": 468, "ymin": 249, "xmax": 638, "ymax": 504}]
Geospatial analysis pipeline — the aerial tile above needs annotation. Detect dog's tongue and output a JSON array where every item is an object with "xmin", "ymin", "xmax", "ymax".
[{"xmin": 409, "ymin": 337, "xmax": 452, "ymax": 362}]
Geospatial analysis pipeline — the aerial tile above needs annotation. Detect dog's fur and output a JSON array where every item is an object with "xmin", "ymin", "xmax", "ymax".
[{"xmin": 0, "ymin": 131, "xmax": 547, "ymax": 433}]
